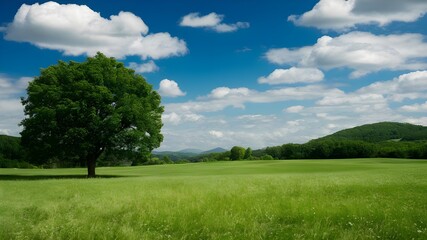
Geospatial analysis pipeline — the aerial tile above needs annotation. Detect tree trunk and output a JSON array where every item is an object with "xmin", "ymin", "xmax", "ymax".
[
  {"xmin": 87, "ymin": 158, "xmax": 96, "ymax": 178},
  {"xmin": 86, "ymin": 148, "xmax": 104, "ymax": 178}
]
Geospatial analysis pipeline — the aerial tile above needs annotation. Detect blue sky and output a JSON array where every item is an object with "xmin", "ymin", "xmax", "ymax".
[{"xmin": 1, "ymin": 0, "xmax": 427, "ymax": 151}]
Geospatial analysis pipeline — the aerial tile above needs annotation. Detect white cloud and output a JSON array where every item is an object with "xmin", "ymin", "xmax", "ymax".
[
  {"xmin": 400, "ymin": 102, "xmax": 427, "ymax": 112},
  {"xmin": 158, "ymin": 79, "xmax": 186, "ymax": 98},
  {"xmin": 159, "ymin": 84, "xmax": 343, "ymax": 148},
  {"xmin": 289, "ymin": 0, "xmax": 427, "ymax": 31},
  {"xmin": 266, "ymin": 32, "xmax": 427, "ymax": 78},
  {"xmin": 209, "ymin": 130, "xmax": 224, "ymax": 138},
  {"xmin": 357, "ymin": 70, "xmax": 427, "ymax": 101},
  {"xmin": 213, "ymin": 22, "xmax": 250, "ymax": 33},
  {"xmin": 128, "ymin": 60, "xmax": 159, "ymax": 73},
  {"xmin": 180, "ymin": 12, "xmax": 222, "ymax": 27},
  {"xmin": 292, "ymin": 71, "xmax": 427, "ymax": 136},
  {"xmin": 0, "ymin": 76, "xmax": 32, "ymax": 97},
  {"xmin": 158, "ymin": 70, "xmax": 427, "ymax": 151},
  {"xmin": 316, "ymin": 113, "xmax": 349, "ymax": 121},
  {"xmin": 0, "ymin": 99, "xmax": 23, "ymax": 114},
  {"xmin": 5, "ymin": 2, "xmax": 187, "ymax": 59},
  {"xmin": 265, "ymin": 46, "xmax": 312, "ymax": 66},
  {"xmin": 237, "ymin": 115, "xmax": 277, "ymax": 123},
  {"xmin": 0, "ymin": 75, "xmax": 32, "ymax": 136},
  {"xmin": 316, "ymin": 93, "xmax": 386, "ymax": 106},
  {"xmin": 165, "ymin": 85, "xmax": 342, "ymax": 115},
  {"xmin": 162, "ymin": 112, "xmax": 204, "ymax": 125},
  {"xmin": 404, "ymin": 117, "xmax": 427, "ymax": 126},
  {"xmin": 162, "ymin": 112, "xmax": 181, "ymax": 125},
  {"xmin": 185, "ymin": 113, "xmax": 204, "ymax": 122},
  {"xmin": 180, "ymin": 12, "xmax": 249, "ymax": 33},
  {"xmin": 208, "ymin": 87, "xmax": 252, "ymax": 99},
  {"xmin": 309, "ymin": 71, "xmax": 427, "ymax": 127},
  {"xmin": 285, "ymin": 105, "xmax": 305, "ymax": 113},
  {"xmin": 133, "ymin": 33, "xmax": 187, "ymax": 59},
  {"xmin": 258, "ymin": 67, "xmax": 324, "ymax": 85},
  {"xmin": 0, "ymin": 129, "xmax": 11, "ymax": 135}
]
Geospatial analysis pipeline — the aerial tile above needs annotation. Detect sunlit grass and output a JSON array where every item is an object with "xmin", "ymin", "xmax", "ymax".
[{"xmin": 1, "ymin": 159, "xmax": 426, "ymax": 239}]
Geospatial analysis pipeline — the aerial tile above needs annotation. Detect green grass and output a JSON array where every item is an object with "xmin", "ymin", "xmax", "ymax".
[{"xmin": 1, "ymin": 158, "xmax": 426, "ymax": 239}]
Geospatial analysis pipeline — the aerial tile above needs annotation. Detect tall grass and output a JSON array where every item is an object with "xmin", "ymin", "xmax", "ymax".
[{"xmin": 1, "ymin": 159, "xmax": 426, "ymax": 239}]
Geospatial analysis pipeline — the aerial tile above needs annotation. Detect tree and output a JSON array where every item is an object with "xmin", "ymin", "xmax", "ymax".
[
  {"xmin": 162, "ymin": 156, "xmax": 173, "ymax": 164},
  {"xmin": 244, "ymin": 147, "xmax": 252, "ymax": 159},
  {"xmin": 20, "ymin": 53, "xmax": 163, "ymax": 177},
  {"xmin": 230, "ymin": 146, "xmax": 245, "ymax": 160},
  {"xmin": 0, "ymin": 135, "xmax": 24, "ymax": 161}
]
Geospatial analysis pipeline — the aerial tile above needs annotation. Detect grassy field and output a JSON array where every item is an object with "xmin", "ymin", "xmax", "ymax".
[{"xmin": 1, "ymin": 158, "xmax": 426, "ymax": 239}]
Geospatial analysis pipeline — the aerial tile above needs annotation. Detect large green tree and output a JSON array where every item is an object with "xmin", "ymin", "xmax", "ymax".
[
  {"xmin": 20, "ymin": 53, "xmax": 163, "ymax": 177},
  {"xmin": 230, "ymin": 146, "xmax": 245, "ymax": 160}
]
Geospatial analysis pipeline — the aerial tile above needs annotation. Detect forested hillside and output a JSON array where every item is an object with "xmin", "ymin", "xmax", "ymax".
[
  {"xmin": 318, "ymin": 122, "xmax": 427, "ymax": 142},
  {"xmin": 260, "ymin": 122, "xmax": 427, "ymax": 160}
]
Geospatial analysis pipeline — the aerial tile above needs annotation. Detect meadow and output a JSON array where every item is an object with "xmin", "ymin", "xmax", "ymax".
[{"xmin": 1, "ymin": 158, "xmax": 426, "ymax": 239}]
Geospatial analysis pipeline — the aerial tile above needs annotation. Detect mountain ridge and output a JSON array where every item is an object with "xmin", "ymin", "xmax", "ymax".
[{"xmin": 315, "ymin": 122, "xmax": 427, "ymax": 143}]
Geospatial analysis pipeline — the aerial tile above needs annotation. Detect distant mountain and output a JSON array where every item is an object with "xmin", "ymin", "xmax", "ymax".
[
  {"xmin": 178, "ymin": 148, "xmax": 204, "ymax": 154},
  {"xmin": 317, "ymin": 122, "xmax": 427, "ymax": 143},
  {"xmin": 202, "ymin": 147, "xmax": 228, "ymax": 154},
  {"xmin": 152, "ymin": 151, "xmax": 199, "ymax": 161},
  {"xmin": 152, "ymin": 147, "xmax": 228, "ymax": 161}
]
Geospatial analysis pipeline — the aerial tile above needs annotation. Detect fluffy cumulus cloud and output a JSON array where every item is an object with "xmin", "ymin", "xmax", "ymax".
[
  {"xmin": 357, "ymin": 70, "xmax": 427, "ymax": 101},
  {"xmin": 209, "ymin": 130, "xmax": 224, "ymax": 138},
  {"xmin": 310, "ymin": 71, "xmax": 427, "ymax": 124},
  {"xmin": 158, "ymin": 79, "xmax": 186, "ymax": 98},
  {"xmin": 285, "ymin": 105, "xmax": 305, "ymax": 113},
  {"xmin": 157, "ymin": 70, "xmax": 427, "ymax": 151},
  {"xmin": 0, "ymin": 76, "xmax": 32, "ymax": 96},
  {"xmin": 258, "ymin": 67, "xmax": 324, "ymax": 85},
  {"xmin": 0, "ymin": 75, "xmax": 32, "ymax": 136},
  {"xmin": 289, "ymin": 0, "xmax": 427, "ymax": 31},
  {"xmin": 317, "ymin": 93, "xmax": 386, "ymax": 107},
  {"xmin": 162, "ymin": 112, "xmax": 204, "ymax": 125},
  {"xmin": 165, "ymin": 85, "xmax": 343, "ymax": 115},
  {"xmin": 400, "ymin": 102, "xmax": 427, "ymax": 112},
  {"xmin": 208, "ymin": 87, "xmax": 252, "ymax": 99},
  {"xmin": 128, "ymin": 60, "xmax": 159, "ymax": 73},
  {"xmin": 266, "ymin": 32, "xmax": 427, "ymax": 78},
  {"xmin": 159, "ymin": 84, "xmax": 343, "ymax": 148},
  {"xmin": 180, "ymin": 12, "xmax": 249, "ymax": 33},
  {"xmin": 5, "ymin": 2, "xmax": 187, "ymax": 59}
]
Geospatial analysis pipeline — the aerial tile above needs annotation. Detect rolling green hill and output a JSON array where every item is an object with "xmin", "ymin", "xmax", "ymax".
[
  {"xmin": 261, "ymin": 122, "xmax": 427, "ymax": 160},
  {"xmin": 317, "ymin": 122, "xmax": 427, "ymax": 142}
]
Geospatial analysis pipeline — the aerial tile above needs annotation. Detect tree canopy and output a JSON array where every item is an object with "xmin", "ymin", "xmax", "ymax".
[
  {"xmin": 230, "ymin": 146, "xmax": 245, "ymax": 160},
  {"xmin": 20, "ymin": 53, "xmax": 163, "ymax": 177}
]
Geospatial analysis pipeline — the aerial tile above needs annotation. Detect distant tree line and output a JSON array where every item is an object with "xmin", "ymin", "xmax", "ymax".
[
  {"xmin": 261, "ymin": 139, "xmax": 427, "ymax": 160},
  {"xmin": 0, "ymin": 135, "xmax": 32, "ymax": 168},
  {"xmin": 141, "ymin": 122, "xmax": 427, "ymax": 163},
  {"xmin": 158, "ymin": 140, "xmax": 427, "ymax": 163},
  {"xmin": 2, "ymin": 137, "xmax": 427, "ymax": 168}
]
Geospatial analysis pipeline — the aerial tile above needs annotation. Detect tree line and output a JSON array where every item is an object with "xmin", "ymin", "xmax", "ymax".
[
  {"xmin": 2, "ymin": 137, "xmax": 427, "ymax": 168},
  {"xmin": 0, "ymin": 135, "xmax": 32, "ymax": 168},
  {"xmin": 261, "ymin": 139, "xmax": 427, "ymax": 160}
]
